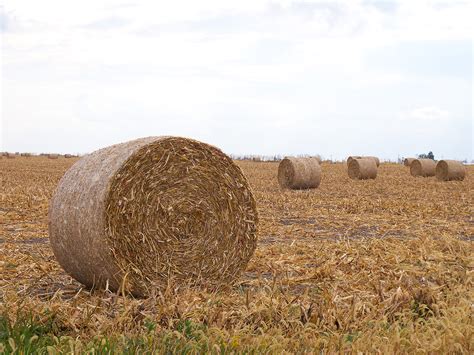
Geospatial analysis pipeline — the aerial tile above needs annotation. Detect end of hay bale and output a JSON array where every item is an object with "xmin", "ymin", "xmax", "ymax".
[
  {"xmin": 436, "ymin": 160, "xmax": 466, "ymax": 181},
  {"xmin": 348, "ymin": 158, "xmax": 377, "ymax": 180},
  {"xmin": 410, "ymin": 159, "xmax": 436, "ymax": 177},
  {"xmin": 49, "ymin": 136, "xmax": 258, "ymax": 297},
  {"xmin": 277, "ymin": 157, "xmax": 321, "ymax": 189}
]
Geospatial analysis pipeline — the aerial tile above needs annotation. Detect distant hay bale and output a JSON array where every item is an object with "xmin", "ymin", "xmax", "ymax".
[
  {"xmin": 277, "ymin": 157, "xmax": 321, "ymax": 189},
  {"xmin": 365, "ymin": 156, "xmax": 380, "ymax": 167},
  {"xmin": 20, "ymin": 153, "xmax": 32, "ymax": 157},
  {"xmin": 404, "ymin": 158, "xmax": 415, "ymax": 167},
  {"xmin": 6, "ymin": 153, "xmax": 16, "ymax": 159},
  {"xmin": 64, "ymin": 154, "xmax": 74, "ymax": 158},
  {"xmin": 436, "ymin": 160, "xmax": 466, "ymax": 181},
  {"xmin": 347, "ymin": 156, "xmax": 363, "ymax": 165},
  {"xmin": 410, "ymin": 159, "xmax": 436, "ymax": 177},
  {"xmin": 347, "ymin": 156, "xmax": 379, "ymax": 167},
  {"xmin": 348, "ymin": 158, "xmax": 377, "ymax": 180},
  {"xmin": 49, "ymin": 136, "xmax": 258, "ymax": 297},
  {"xmin": 48, "ymin": 154, "xmax": 59, "ymax": 159}
]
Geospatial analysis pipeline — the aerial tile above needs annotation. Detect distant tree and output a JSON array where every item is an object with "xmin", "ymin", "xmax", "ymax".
[{"xmin": 417, "ymin": 151, "xmax": 435, "ymax": 160}]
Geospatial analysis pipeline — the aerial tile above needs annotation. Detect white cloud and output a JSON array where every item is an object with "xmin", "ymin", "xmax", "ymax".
[{"xmin": 402, "ymin": 106, "xmax": 451, "ymax": 122}]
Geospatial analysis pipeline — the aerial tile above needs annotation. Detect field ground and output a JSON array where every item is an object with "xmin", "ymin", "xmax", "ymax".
[{"xmin": 0, "ymin": 157, "xmax": 473, "ymax": 353}]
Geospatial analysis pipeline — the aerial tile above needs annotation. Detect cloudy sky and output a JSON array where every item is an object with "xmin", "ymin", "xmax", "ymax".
[{"xmin": 1, "ymin": 0, "xmax": 472, "ymax": 160}]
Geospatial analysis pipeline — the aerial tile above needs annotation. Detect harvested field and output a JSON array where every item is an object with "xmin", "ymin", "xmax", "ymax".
[{"xmin": 0, "ymin": 157, "xmax": 473, "ymax": 353}]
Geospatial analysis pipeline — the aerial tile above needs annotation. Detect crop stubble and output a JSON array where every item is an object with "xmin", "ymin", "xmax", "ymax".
[{"xmin": 0, "ymin": 157, "xmax": 472, "ymax": 352}]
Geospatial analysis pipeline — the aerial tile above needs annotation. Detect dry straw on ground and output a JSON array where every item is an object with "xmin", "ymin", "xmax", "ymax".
[
  {"xmin": 1, "ymin": 158, "xmax": 473, "ymax": 353},
  {"xmin": 49, "ymin": 136, "xmax": 258, "ymax": 297},
  {"xmin": 410, "ymin": 159, "xmax": 436, "ymax": 177},
  {"xmin": 277, "ymin": 157, "xmax": 321, "ymax": 189},
  {"xmin": 347, "ymin": 158, "xmax": 377, "ymax": 180},
  {"xmin": 404, "ymin": 158, "xmax": 415, "ymax": 167},
  {"xmin": 436, "ymin": 160, "xmax": 466, "ymax": 181}
]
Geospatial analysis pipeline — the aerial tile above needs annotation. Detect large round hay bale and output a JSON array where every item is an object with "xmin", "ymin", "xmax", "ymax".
[
  {"xmin": 404, "ymin": 158, "xmax": 415, "ymax": 167},
  {"xmin": 436, "ymin": 160, "xmax": 466, "ymax": 181},
  {"xmin": 49, "ymin": 136, "xmax": 258, "ymax": 297},
  {"xmin": 48, "ymin": 154, "xmax": 59, "ymax": 159},
  {"xmin": 348, "ymin": 158, "xmax": 377, "ymax": 180},
  {"xmin": 6, "ymin": 153, "xmax": 15, "ymax": 159},
  {"xmin": 410, "ymin": 159, "xmax": 436, "ymax": 177},
  {"xmin": 277, "ymin": 157, "xmax": 321, "ymax": 189}
]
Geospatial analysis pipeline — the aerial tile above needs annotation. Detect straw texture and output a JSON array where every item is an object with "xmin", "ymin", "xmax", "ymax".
[
  {"xmin": 49, "ymin": 136, "xmax": 258, "ymax": 297},
  {"xmin": 436, "ymin": 160, "xmax": 466, "ymax": 181},
  {"xmin": 404, "ymin": 158, "xmax": 415, "ymax": 167},
  {"xmin": 348, "ymin": 158, "xmax": 377, "ymax": 180},
  {"xmin": 277, "ymin": 157, "xmax": 321, "ymax": 189},
  {"xmin": 410, "ymin": 159, "xmax": 436, "ymax": 177}
]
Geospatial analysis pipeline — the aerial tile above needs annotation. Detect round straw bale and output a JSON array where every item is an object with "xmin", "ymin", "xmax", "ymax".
[
  {"xmin": 48, "ymin": 154, "xmax": 59, "ymax": 159},
  {"xmin": 404, "ymin": 158, "xmax": 415, "ymax": 167},
  {"xmin": 6, "ymin": 153, "xmax": 16, "ymax": 159},
  {"xmin": 410, "ymin": 159, "xmax": 436, "ymax": 177},
  {"xmin": 436, "ymin": 160, "xmax": 466, "ymax": 181},
  {"xmin": 49, "ymin": 136, "xmax": 258, "ymax": 297},
  {"xmin": 364, "ymin": 156, "xmax": 380, "ymax": 167},
  {"xmin": 348, "ymin": 158, "xmax": 377, "ymax": 180},
  {"xmin": 346, "ymin": 156, "xmax": 363, "ymax": 165},
  {"xmin": 277, "ymin": 157, "xmax": 321, "ymax": 189}
]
